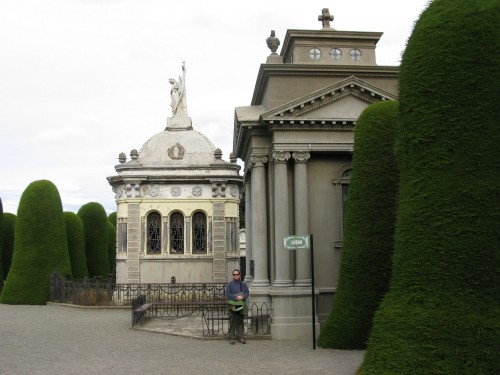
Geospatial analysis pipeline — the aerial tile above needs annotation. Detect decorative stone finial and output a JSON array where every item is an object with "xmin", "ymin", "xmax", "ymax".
[
  {"xmin": 318, "ymin": 8, "xmax": 333, "ymax": 29},
  {"xmin": 229, "ymin": 152, "xmax": 237, "ymax": 163},
  {"xmin": 266, "ymin": 30, "xmax": 280, "ymax": 54},
  {"xmin": 118, "ymin": 152, "xmax": 126, "ymax": 164},
  {"xmin": 214, "ymin": 148, "xmax": 222, "ymax": 160},
  {"xmin": 130, "ymin": 149, "xmax": 139, "ymax": 160}
]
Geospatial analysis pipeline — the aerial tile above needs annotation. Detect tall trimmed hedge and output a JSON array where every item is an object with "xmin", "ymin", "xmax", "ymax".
[
  {"xmin": 360, "ymin": 0, "xmax": 500, "ymax": 373},
  {"xmin": 64, "ymin": 212, "xmax": 88, "ymax": 279},
  {"xmin": 0, "ymin": 198, "xmax": 3, "ymax": 293},
  {"xmin": 0, "ymin": 180, "xmax": 72, "ymax": 304},
  {"xmin": 2, "ymin": 213, "xmax": 16, "ymax": 282},
  {"xmin": 107, "ymin": 221, "xmax": 116, "ymax": 275},
  {"xmin": 77, "ymin": 202, "xmax": 109, "ymax": 277},
  {"xmin": 107, "ymin": 212, "xmax": 117, "ymax": 227},
  {"xmin": 318, "ymin": 101, "xmax": 399, "ymax": 349}
]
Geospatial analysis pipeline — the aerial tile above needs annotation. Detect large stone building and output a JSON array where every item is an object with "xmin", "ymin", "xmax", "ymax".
[
  {"xmin": 233, "ymin": 9, "xmax": 398, "ymax": 339},
  {"xmin": 108, "ymin": 64, "xmax": 243, "ymax": 284}
]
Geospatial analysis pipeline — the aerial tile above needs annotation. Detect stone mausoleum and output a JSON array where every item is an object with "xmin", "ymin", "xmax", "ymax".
[
  {"xmin": 108, "ymin": 63, "xmax": 243, "ymax": 284},
  {"xmin": 233, "ymin": 9, "xmax": 399, "ymax": 339}
]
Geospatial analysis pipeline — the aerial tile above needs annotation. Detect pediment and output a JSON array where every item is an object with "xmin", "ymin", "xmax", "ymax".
[{"xmin": 261, "ymin": 76, "xmax": 397, "ymax": 123}]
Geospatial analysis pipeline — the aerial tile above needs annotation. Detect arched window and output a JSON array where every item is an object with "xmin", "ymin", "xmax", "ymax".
[
  {"xmin": 147, "ymin": 212, "xmax": 161, "ymax": 254},
  {"xmin": 170, "ymin": 212, "xmax": 184, "ymax": 254},
  {"xmin": 192, "ymin": 212, "xmax": 207, "ymax": 254}
]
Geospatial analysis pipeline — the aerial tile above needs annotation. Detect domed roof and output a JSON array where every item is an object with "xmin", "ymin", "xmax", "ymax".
[{"xmin": 137, "ymin": 129, "xmax": 216, "ymax": 166}]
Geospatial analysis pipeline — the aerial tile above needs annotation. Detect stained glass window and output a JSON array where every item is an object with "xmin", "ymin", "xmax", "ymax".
[
  {"xmin": 147, "ymin": 212, "xmax": 161, "ymax": 254},
  {"xmin": 170, "ymin": 212, "xmax": 184, "ymax": 254},
  {"xmin": 192, "ymin": 212, "xmax": 207, "ymax": 254}
]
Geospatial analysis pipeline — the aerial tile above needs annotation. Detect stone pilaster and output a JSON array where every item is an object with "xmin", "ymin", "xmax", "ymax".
[
  {"xmin": 212, "ymin": 202, "xmax": 226, "ymax": 282},
  {"xmin": 250, "ymin": 155, "xmax": 270, "ymax": 287},
  {"xmin": 127, "ymin": 203, "xmax": 141, "ymax": 283},
  {"xmin": 272, "ymin": 151, "xmax": 292, "ymax": 287},
  {"xmin": 244, "ymin": 176, "xmax": 253, "ymax": 282},
  {"xmin": 293, "ymin": 152, "xmax": 312, "ymax": 287}
]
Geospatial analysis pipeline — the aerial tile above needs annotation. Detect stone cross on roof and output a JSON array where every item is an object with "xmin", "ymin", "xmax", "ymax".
[{"xmin": 318, "ymin": 8, "xmax": 333, "ymax": 29}]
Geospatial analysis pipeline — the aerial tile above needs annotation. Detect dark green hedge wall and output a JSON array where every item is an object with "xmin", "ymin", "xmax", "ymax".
[
  {"xmin": 77, "ymin": 202, "xmax": 109, "ymax": 277},
  {"xmin": 107, "ymin": 212, "xmax": 117, "ymax": 227},
  {"xmin": 360, "ymin": 0, "xmax": 500, "ymax": 373},
  {"xmin": 107, "ymin": 221, "xmax": 116, "ymax": 275},
  {"xmin": 64, "ymin": 212, "xmax": 88, "ymax": 279},
  {"xmin": 0, "ymin": 180, "xmax": 71, "ymax": 304},
  {"xmin": 2, "ymin": 213, "xmax": 16, "ymax": 282},
  {"xmin": 0, "ymin": 199, "xmax": 3, "ymax": 293},
  {"xmin": 318, "ymin": 100, "xmax": 399, "ymax": 349}
]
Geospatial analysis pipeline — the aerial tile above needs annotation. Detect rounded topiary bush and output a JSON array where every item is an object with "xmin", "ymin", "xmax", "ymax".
[
  {"xmin": 1, "ymin": 180, "xmax": 71, "ymax": 304},
  {"xmin": 64, "ymin": 212, "xmax": 88, "ymax": 279},
  {"xmin": 107, "ymin": 221, "xmax": 116, "ymax": 275},
  {"xmin": 107, "ymin": 212, "xmax": 117, "ymax": 227},
  {"xmin": 2, "ymin": 213, "xmax": 16, "ymax": 282},
  {"xmin": 0, "ymin": 198, "xmax": 3, "ymax": 292},
  {"xmin": 361, "ymin": 0, "xmax": 500, "ymax": 373},
  {"xmin": 77, "ymin": 202, "xmax": 109, "ymax": 277},
  {"xmin": 318, "ymin": 100, "xmax": 399, "ymax": 349}
]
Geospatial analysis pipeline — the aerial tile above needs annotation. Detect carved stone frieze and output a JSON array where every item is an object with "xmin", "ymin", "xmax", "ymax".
[
  {"xmin": 171, "ymin": 186, "xmax": 181, "ymax": 197},
  {"xmin": 192, "ymin": 186, "xmax": 202, "ymax": 196}
]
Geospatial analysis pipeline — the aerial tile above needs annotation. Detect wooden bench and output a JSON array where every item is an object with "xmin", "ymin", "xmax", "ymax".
[{"xmin": 131, "ymin": 295, "xmax": 155, "ymax": 326}]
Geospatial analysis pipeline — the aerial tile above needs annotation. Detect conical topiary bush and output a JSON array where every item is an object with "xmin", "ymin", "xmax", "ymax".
[
  {"xmin": 360, "ymin": 0, "xmax": 500, "ymax": 373},
  {"xmin": 1, "ymin": 180, "xmax": 71, "ymax": 304},
  {"xmin": 2, "ymin": 213, "xmax": 16, "ymax": 283},
  {"xmin": 107, "ymin": 221, "xmax": 116, "ymax": 276},
  {"xmin": 64, "ymin": 211, "xmax": 88, "ymax": 279},
  {"xmin": 77, "ymin": 202, "xmax": 109, "ymax": 277},
  {"xmin": 318, "ymin": 100, "xmax": 399, "ymax": 349}
]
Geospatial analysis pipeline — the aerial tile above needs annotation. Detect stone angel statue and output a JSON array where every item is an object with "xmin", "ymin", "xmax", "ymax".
[{"xmin": 169, "ymin": 62, "xmax": 188, "ymax": 117}]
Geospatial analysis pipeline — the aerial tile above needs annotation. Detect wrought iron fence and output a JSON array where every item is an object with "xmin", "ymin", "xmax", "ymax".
[
  {"xmin": 50, "ymin": 273, "xmax": 227, "ymax": 306},
  {"xmin": 51, "ymin": 273, "xmax": 272, "ymax": 336}
]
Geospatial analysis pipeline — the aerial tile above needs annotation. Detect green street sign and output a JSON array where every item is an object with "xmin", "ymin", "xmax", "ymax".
[{"xmin": 283, "ymin": 235, "xmax": 310, "ymax": 250}]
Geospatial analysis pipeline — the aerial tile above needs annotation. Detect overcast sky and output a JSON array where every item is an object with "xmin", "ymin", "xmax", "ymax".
[{"xmin": 0, "ymin": 0, "xmax": 429, "ymax": 215}]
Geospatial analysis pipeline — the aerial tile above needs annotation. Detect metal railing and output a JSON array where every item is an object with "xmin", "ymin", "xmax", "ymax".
[
  {"xmin": 51, "ymin": 273, "xmax": 272, "ymax": 336},
  {"xmin": 50, "ymin": 272, "xmax": 226, "ymax": 306}
]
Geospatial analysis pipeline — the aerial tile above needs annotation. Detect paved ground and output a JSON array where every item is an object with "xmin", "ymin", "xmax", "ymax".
[{"xmin": 0, "ymin": 303, "xmax": 365, "ymax": 375}]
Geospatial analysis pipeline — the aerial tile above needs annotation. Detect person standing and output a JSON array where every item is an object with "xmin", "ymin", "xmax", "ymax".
[{"xmin": 225, "ymin": 269, "xmax": 249, "ymax": 344}]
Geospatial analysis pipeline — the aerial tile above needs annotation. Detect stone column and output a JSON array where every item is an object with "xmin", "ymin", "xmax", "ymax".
[
  {"xmin": 273, "ymin": 151, "xmax": 292, "ymax": 287},
  {"xmin": 293, "ymin": 152, "xmax": 311, "ymax": 287},
  {"xmin": 250, "ymin": 155, "xmax": 270, "ymax": 287},
  {"xmin": 244, "ymin": 176, "xmax": 253, "ymax": 282}
]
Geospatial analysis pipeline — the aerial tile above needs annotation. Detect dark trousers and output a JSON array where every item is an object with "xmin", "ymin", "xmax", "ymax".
[{"xmin": 228, "ymin": 310, "xmax": 244, "ymax": 340}]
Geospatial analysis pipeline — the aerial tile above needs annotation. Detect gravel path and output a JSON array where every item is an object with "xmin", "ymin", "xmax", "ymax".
[{"xmin": 0, "ymin": 304, "xmax": 364, "ymax": 375}]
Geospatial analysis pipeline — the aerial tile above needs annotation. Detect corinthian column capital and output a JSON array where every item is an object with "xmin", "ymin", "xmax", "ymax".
[
  {"xmin": 272, "ymin": 151, "xmax": 291, "ymax": 164},
  {"xmin": 292, "ymin": 151, "xmax": 311, "ymax": 163},
  {"xmin": 250, "ymin": 155, "xmax": 269, "ymax": 167}
]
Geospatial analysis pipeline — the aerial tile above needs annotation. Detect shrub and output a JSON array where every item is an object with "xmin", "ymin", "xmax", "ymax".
[
  {"xmin": 0, "ymin": 198, "xmax": 3, "ymax": 292},
  {"xmin": 2, "ymin": 213, "xmax": 16, "ymax": 282},
  {"xmin": 107, "ymin": 212, "xmax": 117, "ymax": 227},
  {"xmin": 1, "ymin": 180, "xmax": 71, "ymax": 304},
  {"xmin": 107, "ymin": 221, "xmax": 116, "ymax": 275},
  {"xmin": 64, "ymin": 212, "xmax": 88, "ymax": 279},
  {"xmin": 318, "ymin": 101, "xmax": 399, "ymax": 349},
  {"xmin": 77, "ymin": 202, "xmax": 109, "ymax": 277},
  {"xmin": 360, "ymin": 0, "xmax": 500, "ymax": 373}
]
